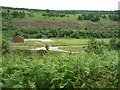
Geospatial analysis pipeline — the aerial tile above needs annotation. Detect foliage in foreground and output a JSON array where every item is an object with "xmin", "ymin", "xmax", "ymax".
[{"xmin": 1, "ymin": 50, "xmax": 119, "ymax": 89}]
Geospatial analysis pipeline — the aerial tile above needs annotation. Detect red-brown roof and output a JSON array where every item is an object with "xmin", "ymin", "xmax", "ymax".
[{"xmin": 11, "ymin": 36, "xmax": 24, "ymax": 43}]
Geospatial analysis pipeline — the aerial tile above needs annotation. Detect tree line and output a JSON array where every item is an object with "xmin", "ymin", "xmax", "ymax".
[
  {"xmin": 2, "ymin": 10, "xmax": 34, "ymax": 18},
  {"xmin": 2, "ymin": 6, "xmax": 119, "ymax": 22},
  {"xmin": 42, "ymin": 13, "xmax": 66, "ymax": 17},
  {"xmin": 78, "ymin": 14, "xmax": 100, "ymax": 22},
  {"xmin": 78, "ymin": 14, "xmax": 119, "ymax": 22}
]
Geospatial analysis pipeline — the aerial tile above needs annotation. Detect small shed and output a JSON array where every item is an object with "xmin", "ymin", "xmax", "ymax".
[{"xmin": 11, "ymin": 36, "xmax": 24, "ymax": 43}]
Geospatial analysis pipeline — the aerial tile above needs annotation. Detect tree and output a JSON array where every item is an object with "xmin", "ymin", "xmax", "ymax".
[
  {"xmin": 91, "ymin": 16, "xmax": 100, "ymax": 22},
  {"xmin": 109, "ymin": 14, "xmax": 119, "ymax": 21},
  {"xmin": 46, "ymin": 9, "xmax": 50, "ymax": 13},
  {"xmin": 19, "ymin": 11, "xmax": 26, "ymax": 18},
  {"xmin": 78, "ymin": 15, "xmax": 82, "ymax": 20},
  {"xmin": 2, "ymin": 37, "xmax": 9, "ymax": 55},
  {"xmin": 102, "ymin": 15, "xmax": 107, "ymax": 19},
  {"xmin": 11, "ymin": 11, "xmax": 18, "ymax": 18},
  {"xmin": 36, "ymin": 33, "xmax": 43, "ymax": 38},
  {"xmin": 84, "ymin": 39, "xmax": 104, "ymax": 55},
  {"xmin": 109, "ymin": 38, "xmax": 118, "ymax": 50}
]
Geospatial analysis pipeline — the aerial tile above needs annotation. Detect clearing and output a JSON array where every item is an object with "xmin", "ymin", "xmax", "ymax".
[
  {"xmin": 23, "ymin": 38, "xmax": 110, "ymax": 52},
  {"xmin": 11, "ymin": 38, "xmax": 110, "ymax": 52}
]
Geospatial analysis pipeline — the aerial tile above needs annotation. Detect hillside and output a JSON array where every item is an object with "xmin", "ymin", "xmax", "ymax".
[
  {"xmin": 1, "ymin": 7, "xmax": 120, "ymax": 89},
  {"xmin": 2, "ymin": 6, "xmax": 118, "ymax": 28},
  {"xmin": 2, "ymin": 6, "xmax": 119, "ymax": 39}
]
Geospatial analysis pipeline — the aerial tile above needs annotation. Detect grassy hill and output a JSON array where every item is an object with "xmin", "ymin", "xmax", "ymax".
[
  {"xmin": 1, "ymin": 7, "xmax": 119, "ymax": 89},
  {"xmin": 2, "ymin": 6, "xmax": 119, "ymax": 39},
  {"xmin": 2, "ymin": 6, "xmax": 118, "ymax": 28}
]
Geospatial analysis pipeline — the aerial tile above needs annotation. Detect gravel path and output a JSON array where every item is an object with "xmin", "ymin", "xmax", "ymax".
[
  {"xmin": 31, "ymin": 46, "xmax": 80, "ymax": 53},
  {"xmin": 24, "ymin": 39, "xmax": 55, "ymax": 42}
]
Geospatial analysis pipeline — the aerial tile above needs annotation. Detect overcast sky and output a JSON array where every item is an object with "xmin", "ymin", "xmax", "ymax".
[{"xmin": 0, "ymin": 0, "xmax": 119, "ymax": 10}]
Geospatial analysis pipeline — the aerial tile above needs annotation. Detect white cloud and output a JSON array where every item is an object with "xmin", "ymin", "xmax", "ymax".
[{"xmin": 0, "ymin": 0, "xmax": 119, "ymax": 10}]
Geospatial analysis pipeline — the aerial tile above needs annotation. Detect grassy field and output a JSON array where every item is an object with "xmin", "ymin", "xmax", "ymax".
[
  {"xmin": 39, "ymin": 38, "xmax": 90, "ymax": 46},
  {"xmin": 12, "ymin": 14, "xmax": 79, "ymax": 22},
  {"xmin": 11, "ymin": 12, "xmax": 117, "ymax": 27},
  {"xmin": 59, "ymin": 46, "xmax": 85, "ymax": 52},
  {"xmin": 52, "ymin": 38, "xmax": 110, "ymax": 45},
  {"xmin": 54, "ymin": 39, "xmax": 89, "ymax": 45},
  {"xmin": 10, "ymin": 41, "xmax": 43, "ymax": 50},
  {"xmin": 25, "ymin": 38, "xmax": 110, "ymax": 46},
  {"xmin": 98, "ymin": 18, "xmax": 118, "ymax": 26},
  {"xmin": 39, "ymin": 38, "xmax": 110, "ymax": 52}
]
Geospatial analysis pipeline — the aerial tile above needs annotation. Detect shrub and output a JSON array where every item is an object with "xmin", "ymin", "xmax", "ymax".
[
  {"xmin": 2, "ymin": 38, "xmax": 9, "ymax": 55},
  {"xmin": 84, "ymin": 39, "xmax": 104, "ymax": 55},
  {"xmin": 109, "ymin": 38, "xmax": 119, "ymax": 50},
  {"xmin": 45, "ymin": 44, "xmax": 49, "ymax": 51}
]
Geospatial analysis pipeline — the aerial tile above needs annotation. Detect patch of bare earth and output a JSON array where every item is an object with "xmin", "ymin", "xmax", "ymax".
[
  {"xmin": 83, "ymin": 23, "xmax": 101, "ymax": 28},
  {"xmin": 12, "ymin": 21, "xmax": 83, "ymax": 29},
  {"xmin": 105, "ymin": 24, "xmax": 118, "ymax": 29}
]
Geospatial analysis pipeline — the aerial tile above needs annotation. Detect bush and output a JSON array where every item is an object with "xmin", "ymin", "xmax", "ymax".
[
  {"xmin": 109, "ymin": 38, "xmax": 119, "ymax": 50},
  {"xmin": 45, "ymin": 44, "xmax": 49, "ymax": 51},
  {"xmin": 2, "ymin": 38, "xmax": 9, "ymax": 55},
  {"xmin": 84, "ymin": 39, "xmax": 104, "ymax": 55}
]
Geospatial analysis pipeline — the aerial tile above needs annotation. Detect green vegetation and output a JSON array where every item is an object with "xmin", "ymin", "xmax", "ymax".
[
  {"xmin": 39, "ymin": 38, "xmax": 90, "ymax": 46},
  {"xmin": 10, "ymin": 41, "xmax": 43, "ymax": 50},
  {"xmin": 2, "ymin": 6, "xmax": 119, "ymax": 39},
  {"xmin": 59, "ymin": 46, "xmax": 84, "ymax": 52},
  {"xmin": 45, "ymin": 44, "xmax": 49, "ymax": 51},
  {"xmin": 54, "ymin": 39, "xmax": 89, "ymax": 45},
  {"xmin": 1, "ymin": 6, "xmax": 120, "ymax": 89},
  {"xmin": 2, "ymin": 50, "xmax": 119, "ymax": 88}
]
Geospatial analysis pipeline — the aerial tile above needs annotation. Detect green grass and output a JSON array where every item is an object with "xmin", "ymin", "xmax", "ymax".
[
  {"xmin": 30, "ymin": 38, "xmax": 110, "ymax": 46},
  {"xmin": 98, "ymin": 18, "xmax": 118, "ymax": 26},
  {"xmin": 52, "ymin": 38, "xmax": 110, "ymax": 45},
  {"xmin": 95, "ymin": 39, "xmax": 110, "ymax": 44},
  {"xmin": 12, "ymin": 13, "xmax": 79, "ymax": 22},
  {"xmin": 12, "ymin": 14, "xmax": 99, "ymax": 26},
  {"xmin": 78, "ymin": 20, "xmax": 95, "ymax": 24},
  {"xmin": 34, "ymin": 38, "xmax": 89, "ymax": 46},
  {"xmin": 53, "ymin": 38, "xmax": 89, "ymax": 45},
  {"xmin": 59, "ymin": 46, "xmax": 85, "ymax": 52},
  {"xmin": 10, "ymin": 41, "xmax": 43, "ymax": 50},
  {"xmin": 25, "ymin": 41, "xmax": 43, "ymax": 46},
  {"xmin": 11, "ymin": 12, "xmax": 118, "ymax": 26}
]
